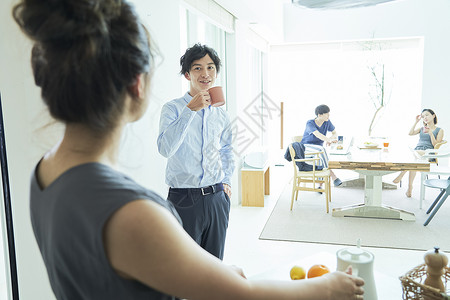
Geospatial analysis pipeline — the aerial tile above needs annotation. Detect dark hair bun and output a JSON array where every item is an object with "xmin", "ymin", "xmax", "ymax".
[
  {"xmin": 14, "ymin": 0, "xmax": 123, "ymax": 57},
  {"xmin": 13, "ymin": 0, "xmax": 153, "ymax": 132}
]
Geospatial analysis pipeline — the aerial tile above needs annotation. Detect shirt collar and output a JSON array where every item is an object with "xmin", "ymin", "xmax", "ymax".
[{"xmin": 183, "ymin": 92, "xmax": 192, "ymax": 104}]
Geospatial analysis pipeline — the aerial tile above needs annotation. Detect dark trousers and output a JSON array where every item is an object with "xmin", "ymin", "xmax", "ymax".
[{"xmin": 167, "ymin": 183, "xmax": 230, "ymax": 260}]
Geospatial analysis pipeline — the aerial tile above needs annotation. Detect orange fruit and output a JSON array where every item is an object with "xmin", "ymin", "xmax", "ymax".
[
  {"xmin": 307, "ymin": 264, "xmax": 330, "ymax": 278},
  {"xmin": 290, "ymin": 265, "xmax": 306, "ymax": 280}
]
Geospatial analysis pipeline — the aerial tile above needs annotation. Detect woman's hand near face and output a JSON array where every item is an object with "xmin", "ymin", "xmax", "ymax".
[{"xmin": 410, "ymin": 115, "xmax": 424, "ymax": 135}]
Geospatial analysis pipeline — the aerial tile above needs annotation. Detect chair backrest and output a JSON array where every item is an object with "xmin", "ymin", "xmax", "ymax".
[
  {"xmin": 292, "ymin": 135, "xmax": 303, "ymax": 143},
  {"xmin": 432, "ymin": 140, "xmax": 448, "ymax": 165},
  {"xmin": 289, "ymin": 143, "xmax": 321, "ymax": 175}
]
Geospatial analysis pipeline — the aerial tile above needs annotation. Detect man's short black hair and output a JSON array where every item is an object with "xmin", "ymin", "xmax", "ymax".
[
  {"xmin": 180, "ymin": 43, "xmax": 221, "ymax": 75},
  {"xmin": 315, "ymin": 104, "xmax": 330, "ymax": 116}
]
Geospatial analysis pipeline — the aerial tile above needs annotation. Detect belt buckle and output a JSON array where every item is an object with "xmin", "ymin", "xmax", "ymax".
[{"xmin": 201, "ymin": 185, "xmax": 215, "ymax": 196}]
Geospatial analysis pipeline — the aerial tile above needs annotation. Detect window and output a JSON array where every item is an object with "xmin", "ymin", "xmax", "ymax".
[{"xmin": 269, "ymin": 37, "xmax": 424, "ymax": 146}]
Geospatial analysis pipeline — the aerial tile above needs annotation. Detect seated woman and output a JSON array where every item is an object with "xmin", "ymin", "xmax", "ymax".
[
  {"xmin": 301, "ymin": 104, "xmax": 342, "ymax": 186},
  {"xmin": 393, "ymin": 109, "xmax": 444, "ymax": 197}
]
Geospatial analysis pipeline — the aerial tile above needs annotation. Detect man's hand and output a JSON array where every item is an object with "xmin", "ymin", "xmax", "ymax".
[
  {"xmin": 187, "ymin": 91, "xmax": 211, "ymax": 111},
  {"xmin": 223, "ymin": 183, "xmax": 232, "ymax": 198},
  {"xmin": 326, "ymin": 137, "xmax": 337, "ymax": 146}
]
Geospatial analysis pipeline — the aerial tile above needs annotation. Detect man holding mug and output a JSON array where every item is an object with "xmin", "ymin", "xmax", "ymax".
[{"xmin": 157, "ymin": 44, "xmax": 234, "ymax": 260}]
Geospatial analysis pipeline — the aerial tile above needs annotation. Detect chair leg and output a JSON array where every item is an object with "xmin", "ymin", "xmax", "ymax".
[
  {"xmin": 324, "ymin": 177, "xmax": 331, "ymax": 213},
  {"xmin": 426, "ymin": 189, "xmax": 445, "ymax": 214},
  {"xmin": 327, "ymin": 177, "xmax": 331, "ymax": 203},
  {"xmin": 424, "ymin": 192, "xmax": 449, "ymax": 226},
  {"xmin": 290, "ymin": 187, "xmax": 296, "ymax": 211}
]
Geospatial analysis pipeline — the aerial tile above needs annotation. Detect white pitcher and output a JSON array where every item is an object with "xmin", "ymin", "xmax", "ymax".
[{"xmin": 336, "ymin": 245, "xmax": 377, "ymax": 300}]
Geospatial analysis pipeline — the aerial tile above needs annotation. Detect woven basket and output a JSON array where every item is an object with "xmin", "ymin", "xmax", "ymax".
[{"xmin": 399, "ymin": 263, "xmax": 450, "ymax": 300}]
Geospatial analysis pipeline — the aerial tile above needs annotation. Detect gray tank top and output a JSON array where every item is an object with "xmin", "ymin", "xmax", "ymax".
[
  {"xmin": 30, "ymin": 162, "xmax": 181, "ymax": 300},
  {"xmin": 416, "ymin": 127, "xmax": 441, "ymax": 149}
]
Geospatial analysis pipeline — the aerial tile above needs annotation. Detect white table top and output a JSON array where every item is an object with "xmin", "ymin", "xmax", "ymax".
[{"xmin": 250, "ymin": 251, "xmax": 402, "ymax": 299}]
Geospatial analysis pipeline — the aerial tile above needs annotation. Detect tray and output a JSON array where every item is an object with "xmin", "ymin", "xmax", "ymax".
[
  {"xmin": 358, "ymin": 142, "xmax": 380, "ymax": 149},
  {"xmin": 399, "ymin": 263, "xmax": 450, "ymax": 299}
]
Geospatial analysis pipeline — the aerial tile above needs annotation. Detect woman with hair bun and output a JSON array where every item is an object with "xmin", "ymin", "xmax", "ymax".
[
  {"xmin": 393, "ymin": 109, "xmax": 444, "ymax": 197},
  {"xmin": 14, "ymin": 0, "xmax": 364, "ymax": 299}
]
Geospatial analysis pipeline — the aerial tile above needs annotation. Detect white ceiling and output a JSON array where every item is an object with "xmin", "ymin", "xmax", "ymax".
[
  {"xmin": 291, "ymin": 0, "xmax": 398, "ymax": 9},
  {"xmin": 213, "ymin": 0, "xmax": 287, "ymax": 42}
]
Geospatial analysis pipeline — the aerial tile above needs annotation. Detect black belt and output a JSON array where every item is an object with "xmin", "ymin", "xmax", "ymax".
[{"xmin": 170, "ymin": 183, "xmax": 224, "ymax": 196}]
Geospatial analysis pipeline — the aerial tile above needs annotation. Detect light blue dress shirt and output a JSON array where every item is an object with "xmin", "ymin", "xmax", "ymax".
[{"xmin": 157, "ymin": 92, "xmax": 234, "ymax": 188}]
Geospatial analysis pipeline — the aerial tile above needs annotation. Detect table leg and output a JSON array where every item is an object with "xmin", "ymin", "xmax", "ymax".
[
  {"xmin": 364, "ymin": 173, "xmax": 383, "ymax": 206},
  {"xmin": 420, "ymin": 172, "xmax": 426, "ymax": 209},
  {"xmin": 340, "ymin": 174, "xmax": 397, "ymax": 190},
  {"xmin": 332, "ymin": 171, "xmax": 415, "ymax": 221}
]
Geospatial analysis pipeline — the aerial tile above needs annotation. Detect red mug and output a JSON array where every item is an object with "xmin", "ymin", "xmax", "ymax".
[{"xmin": 208, "ymin": 86, "xmax": 225, "ymax": 107}]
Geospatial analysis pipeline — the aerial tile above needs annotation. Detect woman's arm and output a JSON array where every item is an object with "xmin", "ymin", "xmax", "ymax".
[
  {"xmin": 103, "ymin": 200, "xmax": 364, "ymax": 300},
  {"xmin": 409, "ymin": 115, "xmax": 422, "ymax": 136},
  {"xmin": 429, "ymin": 128, "xmax": 444, "ymax": 147}
]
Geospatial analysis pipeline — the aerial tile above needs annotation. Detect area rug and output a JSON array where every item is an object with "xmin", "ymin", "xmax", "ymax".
[{"xmin": 259, "ymin": 180, "xmax": 450, "ymax": 251}]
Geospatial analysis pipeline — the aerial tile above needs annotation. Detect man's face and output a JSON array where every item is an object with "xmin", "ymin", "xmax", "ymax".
[
  {"xmin": 185, "ymin": 54, "xmax": 217, "ymax": 95},
  {"xmin": 318, "ymin": 112, "xmax": 330, "ymax": 121}
]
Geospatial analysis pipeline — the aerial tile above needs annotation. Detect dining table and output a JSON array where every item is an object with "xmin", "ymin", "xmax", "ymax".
[{"xmin": 328, "ymin": 140, "xmax": 430, "ymax": 221}]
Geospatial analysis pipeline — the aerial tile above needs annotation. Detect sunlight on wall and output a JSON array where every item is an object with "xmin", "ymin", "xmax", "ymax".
[{"xmin": 269, "ymin": 37, "xmax": 424, "ymax": 148}]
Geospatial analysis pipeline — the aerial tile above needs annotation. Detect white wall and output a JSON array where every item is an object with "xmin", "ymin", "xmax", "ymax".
[
  {"xmin": 0, "ymin": 0, "xmax": 184, "ymax": 298},
  {"xmin": 119, "ymin": 0, "xmax": 183, "ymax": 196},
  {"xmin": 283, "ymin": 0, "xmax": 450, "ymax": 134},
  {"xmin": 1, "ymin": 0, "xmax": 51, "ymax": 298}
]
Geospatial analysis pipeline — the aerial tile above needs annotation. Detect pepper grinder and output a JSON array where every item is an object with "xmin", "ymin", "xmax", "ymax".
[{"xmin": 424, "ymin": 246, "xmax": 448, "ymax": 292}]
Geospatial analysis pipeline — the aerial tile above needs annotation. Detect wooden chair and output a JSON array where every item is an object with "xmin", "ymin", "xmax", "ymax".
[
  {"xmin": 431, "ymin": 140, "xmax": 447, "ymax": 165},
  {"xmin": 399, "ymin": 140, "xmax": 448, "ymax": 188},
  {"xmin": 292, "ymin": 135, "xmax": 303, "ymax": 143},
  {"xmin": 288, "ymin": 144, "xmax": 331, "ymax": 212}
]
